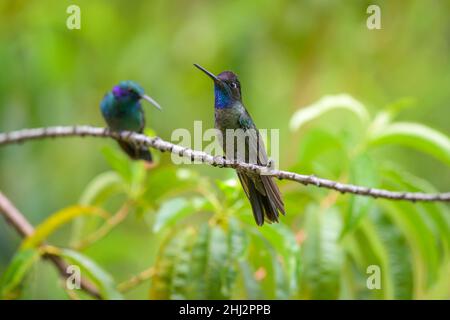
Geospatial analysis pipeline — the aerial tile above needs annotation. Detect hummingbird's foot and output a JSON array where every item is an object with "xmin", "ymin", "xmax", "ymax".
[
  {"xmin": 257, "ymin": 159, "xmax": 275, "ymax": 175},
  {"xmin": 212, "ymin": 155, "xmax": 227, "ymax": 167},
  {"xmin": 267, "ymin": 158, "xmax": 276, "ymax": 169}
]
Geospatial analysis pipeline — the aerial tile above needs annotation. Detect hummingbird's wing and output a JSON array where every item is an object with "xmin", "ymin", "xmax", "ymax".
[
  {"xmin": 117, "ymin": 106, "xmax": 152, "ymax": 162},
  {"xmin": 138, "ymin": 107, "xmax": 146, "ymax": 133},
  {"xmin": 238, "ymin": 111, "xmax": 285, "ymax": 224},
  {"xmin": 238, "ymin": 112, "xmax": 269, "ymax": 165},
  {"xmin": 237, "ymin": 171, "xmax": 274, "ymax": 225}
]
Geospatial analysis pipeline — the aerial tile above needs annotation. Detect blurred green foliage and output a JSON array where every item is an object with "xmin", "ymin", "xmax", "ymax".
[{"xmin": 0, "ymin": 1, "xmax": 449, "ymax": 299}]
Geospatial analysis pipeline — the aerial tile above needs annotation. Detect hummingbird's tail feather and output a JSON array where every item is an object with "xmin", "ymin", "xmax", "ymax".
[
  {"xmin": 238, "ymin": 172, "xmax": 284, "ymax": 226},
  {"xmin": 261, "ymin": 176, "xmax": 286, "ymax": 215},
  {"xmin": 117, "ymin": 141, "xmax": 153, "ymax": 162}
]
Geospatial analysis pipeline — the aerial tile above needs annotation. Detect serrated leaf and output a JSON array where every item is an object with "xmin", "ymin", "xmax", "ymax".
[
  {"xmin": 205, "ymin": 226, "xmax": 232, "ymax": 299},
  {"xmin": 290, "ymin": 94, "xmax": 369, "ymax": 131},
  {"xmin": 156, "ymin": 223, "xmax": 240, "ymax": 300},
  {"xmin": 369, "ymin": 122, "xmax": 450, "ymax": 166},
  {"xmin": 301, "ymin": 205, "xmax": 343, "ymax": 299},
  {"xmin": 187, "ymin": 224, "xmax": 210, "ymax": 299},
  {"xmin": 357, "ymin": 218, "xmax": 395, "ymax": 299},
  {"xmin": 168, "ymin": 230, "xmax": 196, "ymax": 299},
  {"xmin": 22, "ymin": 206, "xmax": 108, "ymax": 249},
  {"xmin": 0, "ymin": 248, "xmax": 40, "ymax": 299},
  {"xmin": 380, "ymin": 201, "xmax": 440, "ymax": 297},
  {"xmin": 149, "ymin": 228, "xmax": 195, "ymax": 299},
  {"xmin": 380, "ymin": 167, "xmax": 447, "ymax": 297},
  {"xmin": 53, "ymin": 248, "xmax": 123, "ymax": 300},
  {"xmin": 370, "ymin": 212, "xmax": 414, "ymax": 299}
]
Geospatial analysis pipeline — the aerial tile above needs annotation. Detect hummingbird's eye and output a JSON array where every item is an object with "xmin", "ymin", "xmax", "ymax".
[{"xmin": 230, "ymin": 82, "xmax": 237, "ymax": 88}]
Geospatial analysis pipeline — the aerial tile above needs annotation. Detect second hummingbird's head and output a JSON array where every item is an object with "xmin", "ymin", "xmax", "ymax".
[
  {"xmin": 194, "ymin": 64, "xmax": 242, "ymax": 108},
  {"xmin": 112, "ymin": 81, "xmax": 145, "ymax": 101},
  {"xmin": 111, "ymin": 80, "xmax": 162, "ymax": 110}
]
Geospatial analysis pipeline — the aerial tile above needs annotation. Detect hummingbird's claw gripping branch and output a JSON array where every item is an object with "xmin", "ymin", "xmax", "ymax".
[{"xmin": 0, "ymin": 126, "xmax": 449, "ymax": 203}]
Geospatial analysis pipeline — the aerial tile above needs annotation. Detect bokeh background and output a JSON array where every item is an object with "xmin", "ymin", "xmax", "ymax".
[{"xmin": 0, "ymin": 0, "xmax": 449, "ymax": 299}]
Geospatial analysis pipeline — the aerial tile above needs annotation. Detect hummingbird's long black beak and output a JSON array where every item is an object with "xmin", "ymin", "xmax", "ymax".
[
  {"xmin": 194, "ymin": 64, "xmax": 221, "ymax": 83},
  {"xmin": 141, "ymin": 94, "xmax": 162, "ymax": 110}
]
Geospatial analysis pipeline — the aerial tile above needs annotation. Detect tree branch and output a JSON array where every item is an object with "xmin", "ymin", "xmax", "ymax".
[
  {"xmin": 0, "ymin": 125, "xmax": 449, "ymax": 203},
  {"xmin": 0, "ymin": 191, "xmax": 102, "ymax": 299}
]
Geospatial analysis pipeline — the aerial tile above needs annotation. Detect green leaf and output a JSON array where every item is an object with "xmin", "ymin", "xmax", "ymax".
[
  {"xmin": 71, "ymin": 172, "xmax": 124, "ymax": 244},
  {"xmin": 149, "ymin": 228, "xmax": 196, "ymax": 299},
  {"xmin": 216, "ymin": 178, "xmax": 242, "ymax": 205},
  {"xmin": 186, "ymin": 224, "xmax": 210, "ymax": 299},
  {"xmin": 370, "ymin": 211, "xmax": 414, "ymax": 299},
  {"xmin": 290, "ymin": 94, "xmax": 370, "ymax": 131},
  {"xmin": 272, "ymin": 251, "xmax": 290, "ymax": 299},
  {"xmin": 153, "ymin": 197, "xmax": 210, "ymax": 233},
  {"xmin": 205, "ymin": 225, "xmax": 233, "ymax": 299},
  {"xmin": 240, "ymin": 217, "xmax": 293, "ymax": 299},
  {"xmin": 380, "ymin": 166, "xmax": 448, "ymax": 297},
  {"xmin": 144, "ymin": 167, "xmax": 199, "ymax": 201},
  {"xmin": 238, "ymin": 261, "xmax": 263, "ymax": 299},
  {"xmin": 256, "ymin": 223, "xmax": 300, "ymax": 294},
  {"xmin": 301, "ymin": 205, "xmax": 343, "ymax": 299},
  {"xmin": 380, "ymin": 201, "xmax": 440, "ymax": 297},
  {"xmin": 53, "ymin": 248, "xmax": 123, "ymax": 300},
  {"xmin": 369, "ymin": 122, "xmax": 450, "ymax": 166},
  {"xmin": 342, "ymin": 153, "xmax": 378, "ymax": 235},
  {"xmin": 22, "ymin": 206, "xmax": 108, "ymax": 249},
  {"xmin": 187, "ymin": 223, "xmax": 241, "ymax": 299},
  {"xmin": 79, "ymin": 171, "xmax": 125, "ymax": 205},
  {"xmin": 245, "ymin": 230, "xmax": 288, "ymax": 299},
  {"xmin": 0, "ymin": 248, "xmax": 40, "ymax": 299},
  {"xmin": 167, "ymin": 230, "xmax": 196, "ymax": 300},
  {"xmin": 293, "ymin": 129, "xmax": 348, "ymax": 178},
  {"xmin": 101, "ymin": 146, "xmax": 133, "ymax": 182},
  {"xmin": 382, "ymin": 166, "xmax": 450, "ymax": 248},
  {"xmin": 384, "ymin": 97, "xmax": 416, "ymax": 116},
  {"xmin": 357, "ymin": 218, "xmax": 395, "ymax": 299},
  {"xmin": 228, "ymin": 218, "xmax": 249, "ymax": 261}
]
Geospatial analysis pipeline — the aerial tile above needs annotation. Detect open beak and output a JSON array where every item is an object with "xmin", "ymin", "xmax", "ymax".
[
  {"xmin": 194, "ymin": 64, "xmax": 221, "ymax": 84},
  {"xmin": 141, "ymin": 94, "xmax": 162, "ymax": 110}
]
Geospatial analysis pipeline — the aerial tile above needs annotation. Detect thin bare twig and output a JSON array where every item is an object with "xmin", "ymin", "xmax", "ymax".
[
  {"xmin": 117, "ymin": 267, "xmax": 155, "ymax": 293},
  {"xmin": 0, "ymin": 191, "xmax": 102, "ymax": 299},
  {"xmin": 0, "ymin": 126, "xmax": 449, "ymax": 202},
  {"xmin": 73, "ymin": 203, "xmax": 131, "ymax": 250}
]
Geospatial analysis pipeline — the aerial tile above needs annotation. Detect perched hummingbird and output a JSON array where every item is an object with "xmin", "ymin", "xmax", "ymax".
[
  {"xmin": 100, "ymin": 80, "xmax": 161, "ymax": 162},
  {"xmin": 194, "ymin": 64, "xmax": 285, "ymax": 226}
]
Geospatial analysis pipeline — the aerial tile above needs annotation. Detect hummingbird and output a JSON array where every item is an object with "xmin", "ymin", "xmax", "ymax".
[
  {"xmin": 100, "ymin": 80, "xmax": 161, "ymax": 162},
  {"xmin": 194, "ymin": 64, "xmax": 285, "ymax": 226}
]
